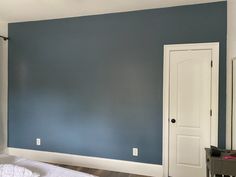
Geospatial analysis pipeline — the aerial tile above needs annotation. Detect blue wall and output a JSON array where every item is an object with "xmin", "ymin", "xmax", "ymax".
[{"xmin": 8, "ymin": 2, "xmax": 227, "ymax": 165}]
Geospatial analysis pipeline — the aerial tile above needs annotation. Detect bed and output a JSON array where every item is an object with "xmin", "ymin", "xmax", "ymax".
[{"xmin": 0, "ymin": 154, "xmax": 97, "ymax": 177}]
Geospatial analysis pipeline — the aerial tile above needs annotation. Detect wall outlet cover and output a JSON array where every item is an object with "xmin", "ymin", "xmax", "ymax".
[
  {"xmin": 36, "ymin": 138, "xmax": 41, "ymax": 146},
  {"xmin": 133, "ymin": 148, "xmax": 138, "ymax": 157}
]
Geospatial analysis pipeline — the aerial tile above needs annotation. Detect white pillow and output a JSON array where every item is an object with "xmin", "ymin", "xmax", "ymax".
[{"xmin": 0, "ymin": 164, "xmax": 40, "ymax": 177}]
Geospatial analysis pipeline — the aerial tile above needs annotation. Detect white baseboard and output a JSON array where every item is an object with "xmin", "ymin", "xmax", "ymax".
[{"xmin": 7, "ymin": 148, "xmax": 163, "ymax": 177}]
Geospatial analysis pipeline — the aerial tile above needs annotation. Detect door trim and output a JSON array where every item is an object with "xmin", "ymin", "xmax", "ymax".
[{"xmin": 162, "ymin": 42, "xmax": 219, "ymax": 177}]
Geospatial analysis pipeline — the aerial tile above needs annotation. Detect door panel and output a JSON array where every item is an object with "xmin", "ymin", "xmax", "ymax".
[
  {"xmin": 169, "ymin": 50, "xmax": 212, "ymax": 177},
  {"xmin": 177, "ymin": 135, "xmax": 200, "ymax": 166}
]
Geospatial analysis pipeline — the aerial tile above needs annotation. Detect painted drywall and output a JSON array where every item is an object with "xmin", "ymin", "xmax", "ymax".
[
  {"xmin": 0, "ymin": 21, "xmax": 8, "ymax": 153},
  {"xmin": 0, "ymin": 0, "xmax": 225, "ymax": 23},
  {"xmin": 8, "ymin": 2, "xmax": 227, "ymax": 165},
  {"xmin": 227, "ymin": 0, "xmax": 236, "ymax": 149}
]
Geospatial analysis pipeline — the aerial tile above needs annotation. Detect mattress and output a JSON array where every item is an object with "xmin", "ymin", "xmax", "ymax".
[{"xmin": 0, "ymin": 154, "xmax": 96, "ymax": 177}]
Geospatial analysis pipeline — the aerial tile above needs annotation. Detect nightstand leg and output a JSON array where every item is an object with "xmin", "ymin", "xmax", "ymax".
[{"xmin": 206, "ymin": 167, "xmax": 209, "ymax": 177}]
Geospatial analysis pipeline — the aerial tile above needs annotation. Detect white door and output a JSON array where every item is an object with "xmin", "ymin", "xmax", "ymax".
[{"xmin": 169, "ymin": 49, "xmax": 212, "ymax": 177}]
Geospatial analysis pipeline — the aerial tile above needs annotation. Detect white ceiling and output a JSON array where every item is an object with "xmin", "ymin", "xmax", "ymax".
[{"xmin": 0, "ymin": 0, "xmax": 225, "ymax": 23}]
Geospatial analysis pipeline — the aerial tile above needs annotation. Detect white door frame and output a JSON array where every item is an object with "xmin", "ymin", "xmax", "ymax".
[{"xmin": 162, "ymin": 42, "xmax": 219, "ymax": 177}]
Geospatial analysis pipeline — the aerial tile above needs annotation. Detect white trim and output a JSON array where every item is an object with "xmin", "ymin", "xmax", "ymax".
[
  {"xmin": 162, "ymin": 42, "xmax": 219, "ymax": 177},
  {"xmin": 7, "ymin": 147, "xmax": 163, "ymax": 177},
  {"xmin": 0, "ymin": 21, "xmax": 8, "ymax": 153},
  {"xmin": 232, "ymin": 58, "xmax": 236, "ymax": 149},
  {"xmin": 226, "ymin": 0, "xmax": 236, "ymax": 150},
  {"xmin": 226, "ymin": 45, "xmax": 233, "ymax": 150}
]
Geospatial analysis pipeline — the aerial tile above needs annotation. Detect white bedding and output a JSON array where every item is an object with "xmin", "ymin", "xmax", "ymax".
[
  {"xmin": 0, "ymin": 154, "xmax": 96, "ymax": 177},
  {"xmin": 0, "ymin": 164, "xmax": 39, "ymax": 177}
]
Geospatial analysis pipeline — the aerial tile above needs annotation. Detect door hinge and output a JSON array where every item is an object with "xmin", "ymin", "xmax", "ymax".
[
  {"xmin": 210, "ymin": 109, "xmax": 212, "ymax": 116},
  {"xmin": 211, "ymin": 60, "xmax": 213, "ymax": 68}
]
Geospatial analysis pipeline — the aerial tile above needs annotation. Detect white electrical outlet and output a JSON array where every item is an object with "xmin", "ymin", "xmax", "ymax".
[
  {"xmin": 36, "ymin": 138, "xmax": 41, "ymax": 146},
  {"xmin": 133, "ymin": 148, "xmax": 138, "ymax": 157}
]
